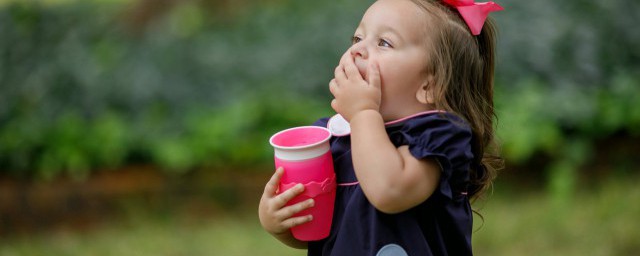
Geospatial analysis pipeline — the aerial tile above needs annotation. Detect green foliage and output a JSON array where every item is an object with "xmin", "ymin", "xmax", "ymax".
[
  {"xmin": 0, "ymin": 0, "xmax": 359, "ymax": 177},
  {"xmin": 497, "ymin": 71, "xmax": 640, "ymax": 164},
  {"xmin": 497, "ymin": 71, "xmax": 640, "ymax": 200},
  {"xmin": 0, "ymin": 0, "xmax": 638, "ymax": 181},
  {"xmin": 146, "ymin": 91, "xmax": 331, "ymax": 174},
  {"xmin": 0, "ymin": 111, "xmax": 130, "ymax": 179},
  {"xmin": 596, "ymin": 71, "xmax": 640, "ymax": 136},
  {"xmin": 496, "ymin": 79, "xmax": 563, "ymax": 163}
]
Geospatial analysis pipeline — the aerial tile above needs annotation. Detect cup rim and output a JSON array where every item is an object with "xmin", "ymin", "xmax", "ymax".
[{"xmin": 269, "ymin": 126, "xmax": 332, "ymax": 150}]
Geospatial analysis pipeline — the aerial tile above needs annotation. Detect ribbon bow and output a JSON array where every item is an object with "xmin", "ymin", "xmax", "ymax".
[{"xmin": 442, "ymin": 0, "xmax": 503, "ymax": 35}]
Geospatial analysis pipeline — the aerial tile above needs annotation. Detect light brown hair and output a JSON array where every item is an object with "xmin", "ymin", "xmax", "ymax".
[{"xmin": 410, "ymin": 0, "xmax": 503, "ymax": 201}]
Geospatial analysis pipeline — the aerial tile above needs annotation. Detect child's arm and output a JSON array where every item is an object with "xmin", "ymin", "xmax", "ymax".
[
  {"xmin": 350, "ymin": 110, "xmax": 441, "ymax": 214},
  {"xmin": 330, "ymin": 52, "xmax": 441, "ymax": 214},
  {"xmin": 258, "ymin": 168, "xmax": 313, "ymax": 249}
]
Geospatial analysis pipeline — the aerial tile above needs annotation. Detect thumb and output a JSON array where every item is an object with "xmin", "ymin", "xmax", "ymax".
[{"xmin": 368, "ymin": 61, "xmax": 381, "ymax": 89}]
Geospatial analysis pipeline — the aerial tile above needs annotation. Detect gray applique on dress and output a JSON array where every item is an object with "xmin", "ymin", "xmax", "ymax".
[{"xmin": 376, "ymin": 244, "xmax": 409, "ymax": 256}]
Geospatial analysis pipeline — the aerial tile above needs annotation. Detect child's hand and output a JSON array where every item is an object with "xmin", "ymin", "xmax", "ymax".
[
  {"xmin": 258, "ymin": 167, "xmax": 315, "ymax": 236},
  {"xmin": 329, "ymin": 51, "xmax": 381, "ymax": 121}
]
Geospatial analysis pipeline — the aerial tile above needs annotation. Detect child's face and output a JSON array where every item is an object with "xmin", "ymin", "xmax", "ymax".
[{"xmin": 350, "ymin": 0, "xmax": 434, "ymax": 120}]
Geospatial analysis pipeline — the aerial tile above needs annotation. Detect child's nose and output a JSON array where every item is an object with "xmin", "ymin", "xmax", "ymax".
[
  {"xmin": 350, "ymin": 43, "xmax": 368, "ymax": 60},
  {"xmin": 350, "ymin": 44, "xmax": 368, "ymax": 80}
]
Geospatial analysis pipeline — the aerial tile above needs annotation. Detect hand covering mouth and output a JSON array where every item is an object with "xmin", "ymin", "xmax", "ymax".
[{"xmin": 355, "ymin": 59, "xmax": 368, "ymax": 82}]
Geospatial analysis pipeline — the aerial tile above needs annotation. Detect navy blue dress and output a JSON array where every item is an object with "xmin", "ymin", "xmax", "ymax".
[{"xmin": 308, "ymin": 112, "xmax": 475, "ymax": 256}]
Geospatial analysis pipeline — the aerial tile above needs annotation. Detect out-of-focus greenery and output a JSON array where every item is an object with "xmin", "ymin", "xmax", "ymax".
[
  {"xmin": 0, "ymin": 0, "xmax": 364, "ymax": 178},
  {"xmin": 1, "ymin": 173, "xmax": 638, "ymax": 256},
  {"xmin": 0, "ymin": 0, "xmax": 638, "ymax": 185},
  {"xmin": 0, "ymin": 0, "xmax": 639, "ymax": 254},
  {"xmin": 475, "ymin": 173, "xmax": 640, "ymax": 255}
]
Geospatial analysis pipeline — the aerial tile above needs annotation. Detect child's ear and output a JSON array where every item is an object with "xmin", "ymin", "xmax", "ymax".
[{"xmin": 416, "ymin": 75, "xmax": 435, "ymax": 104}]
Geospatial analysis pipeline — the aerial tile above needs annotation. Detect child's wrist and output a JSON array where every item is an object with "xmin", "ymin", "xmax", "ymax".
[{"xmin": 351, "ymin": 109, "xmax": 382, "ymax": 125}]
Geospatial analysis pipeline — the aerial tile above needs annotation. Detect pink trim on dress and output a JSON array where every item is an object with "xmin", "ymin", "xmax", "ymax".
[
  {"xmin": 337, "ymin": 181, "xmax": 360, "ymax": 186},
  {"xmin": 327, "ymin": 110, "xmax": 446, "ymax": 137},
  {"xmin": 383, "ymin": 110, "xmax": 446, "ymax": 126}
]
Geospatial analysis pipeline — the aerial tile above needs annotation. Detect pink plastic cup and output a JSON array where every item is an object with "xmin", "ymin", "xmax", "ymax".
[{"xmin": 269, "ymin": 126, "xmax": 336, "ymax": 241}]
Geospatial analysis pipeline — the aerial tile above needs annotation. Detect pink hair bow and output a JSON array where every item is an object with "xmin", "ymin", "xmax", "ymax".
[{"xmin": 442, "ymin": 0, "xmax": 503, "ymax": 35}]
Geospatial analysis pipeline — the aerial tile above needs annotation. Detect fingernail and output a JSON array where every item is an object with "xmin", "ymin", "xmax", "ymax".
[
  {"xmin": 296, "ymin": 184, "xmax": 304, "ymax": 190},
  {"xmin": 308, "ymin": 199, "xmax": 315, "ymax": 206}
]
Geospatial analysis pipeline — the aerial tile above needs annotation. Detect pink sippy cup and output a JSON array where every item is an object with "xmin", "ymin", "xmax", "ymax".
[{"xmin": 269, "ymin": 126, "xmax": 336, "ymax": 241}]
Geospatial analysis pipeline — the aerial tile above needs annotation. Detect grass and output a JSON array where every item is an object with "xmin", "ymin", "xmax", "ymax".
[
  {"xmin": 1, "ymin": 174, "xmax": 639, "ymax": 256},
  {"xmin": 0, "ymin": 212, "xmax": 304, "ymax": 256},
  {"xmin": 474, "ymin": 173, "xmax": 640, "ymax": 256}
]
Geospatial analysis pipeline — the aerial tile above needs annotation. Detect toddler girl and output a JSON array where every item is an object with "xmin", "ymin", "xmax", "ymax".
[{"xmin": 259, "ymin": 0, "xmax": 503, "ymax": 255}]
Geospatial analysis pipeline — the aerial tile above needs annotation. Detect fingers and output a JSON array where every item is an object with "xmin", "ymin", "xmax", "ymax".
[
  {"xmin": 335, "ymin": 51, "xmax": 353, "ymax": 82},
  {"xmin": 279, "ymin": 198, "xmax": 314, "ymax": 218},
  {"xmin": 368, "ymin": 61, "xmax": 381, "ymax": 89},
  {"xmin": 342, "ymin": 54, "xmax": 362, "ymax": 81},
  {"xmin": 259, "ymin": 167, "xmax": 317, "ymax": 233},
  {"xmin": 338, "ymin": 50, "xmax": 351, "ymax": 67},
  {"xmin": 338, "ymin": 49, "xmax": 361, "ymax": 81},
  {"xmin": 329, "ymin": 79, "xmax": 338, "ymax": 95},
  {"xmin": 281, "ymin": 214, "xmax": 313, "ymax": 230},
  {"xmin": 329, "ymin": 79, "xmax": 340, "ymax": 113},
  {"xmin": 263, "ymin": 167, "xmax": 307, "ymax": 208},
  {"xmin": 278, "ymin": 198, "xmax": 314, "ymax": 228},
  {"xmin": 260, "ymin": 195, "xmax": 314, "ymax": 234},
  {"xmin": 263, "ymin": 167, "xmax": 284, "ymax": 197},
  {"xmin": 334, "ymin": 64, "xmax": 346, "ymax": 82},
  {"xmin": 331, "ymin": 99, "xmax": 339, "ymax": 113},
  {"xmin": 275, "ymin": 183, "xmax": 305, "ymax": 208}
]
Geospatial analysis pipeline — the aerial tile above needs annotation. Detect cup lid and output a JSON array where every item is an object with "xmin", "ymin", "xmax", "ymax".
[
  {"xmin": 270, "ymin": 126, "xmax": 331, "ymax": 149},
  {"xmin": 270, "ymin": 126, "xmax": 332, "ymax": 160}
]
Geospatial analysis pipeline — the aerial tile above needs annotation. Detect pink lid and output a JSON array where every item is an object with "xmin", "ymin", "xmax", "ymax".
[
  {"xmin": 270, "ymin": 126, "xmax": 332, "ymax": 161},
  {"xmin": 270, "ymin": 126, "xmax": 331, "ymax": 149}
]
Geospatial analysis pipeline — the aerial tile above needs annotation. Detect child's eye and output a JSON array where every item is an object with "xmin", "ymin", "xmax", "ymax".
[
  {"xmin": 351, "ymin": 36, "xmax": 362, "ymax": 45},
  {"xmin": 378, "ymin": 39, "xmax": 392, "ymax": 48}
]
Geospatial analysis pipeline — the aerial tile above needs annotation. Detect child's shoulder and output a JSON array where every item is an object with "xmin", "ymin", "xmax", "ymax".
[{"xmin": 391, "ymin": 111, "xmax": 474, "ymax": 170}]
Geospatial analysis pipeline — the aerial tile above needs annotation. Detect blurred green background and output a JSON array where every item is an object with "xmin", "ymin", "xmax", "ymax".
[{"xmin": 0, "ymin": 0, "xmax": 639, "ymax": 255}]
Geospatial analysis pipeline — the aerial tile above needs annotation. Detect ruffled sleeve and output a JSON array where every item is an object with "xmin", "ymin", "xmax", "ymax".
[{"xmin": 388, "ymin": 113, "xmax": 474, "ymax": 199}]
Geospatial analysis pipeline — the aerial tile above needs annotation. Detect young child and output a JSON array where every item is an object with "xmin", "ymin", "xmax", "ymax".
[{"xmin": 259, "ymin": 0, "xmax": 503, "ymax": 255}]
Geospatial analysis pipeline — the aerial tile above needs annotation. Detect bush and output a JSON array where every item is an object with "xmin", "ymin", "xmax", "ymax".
[
  {"xmin": 0, "ymin": 0, "xmax": 638, "ymax": 181},
  {"xmin": 0, "ymin": 0, "xmax": 360, "ymax": 178}
]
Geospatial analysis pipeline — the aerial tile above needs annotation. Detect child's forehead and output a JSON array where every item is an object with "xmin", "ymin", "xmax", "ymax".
[
  {"xmin": 364, "ymin": 0, "xmax": 419, "ymax": 16},
  {"xmin": 358, "ymin": 0, "xmax": 429, "ymax": 42},
  {"xmin": 361, "ymin": 0, "xmax": 427, "ymax": 28}
]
